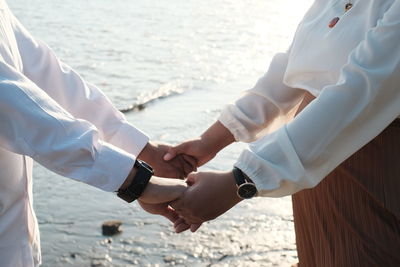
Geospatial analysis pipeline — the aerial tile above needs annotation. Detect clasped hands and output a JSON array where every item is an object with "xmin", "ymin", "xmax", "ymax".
[{"xmin": 137, "ymin": 121, "xmax": 241, "ymax": 233}]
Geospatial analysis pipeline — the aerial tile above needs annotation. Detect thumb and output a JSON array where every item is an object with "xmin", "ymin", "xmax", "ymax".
[
  {"xmin": 185, "ymin": 173, "xmax": 199, "ymax": 186},
  {"xmin": 169, "ymin": 196, "xmax": 184, "ymax": 211},
  {"xmin": 163, "ymin": 143, "xmax": 187, "ymax": 161},
  {"xmin": 190, "ymin": 223, "xmax": 202, "ymax": 232},
  {"xmin": 163, "ymin": 146, "xmax": 177, "ymax": 161},
  {"xmin": 161, "ymin": 206, "xmax": 180, "ymax": 224}
]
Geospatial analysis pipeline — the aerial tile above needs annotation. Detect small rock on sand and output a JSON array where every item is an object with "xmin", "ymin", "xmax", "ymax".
[{"xmin": 102, "ymin": 220, "xmax": 122, "ymax": 236}]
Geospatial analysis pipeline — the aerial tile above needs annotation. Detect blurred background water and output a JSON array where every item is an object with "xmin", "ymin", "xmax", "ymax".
[{"xmin": 9, "ymin": 0, "xmax": 312, "ymax": 266}]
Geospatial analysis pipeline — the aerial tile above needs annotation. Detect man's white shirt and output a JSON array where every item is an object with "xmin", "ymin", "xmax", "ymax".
[{"xmin": 0, "ymin": 1, "xmax": 149, "ymax": 266}]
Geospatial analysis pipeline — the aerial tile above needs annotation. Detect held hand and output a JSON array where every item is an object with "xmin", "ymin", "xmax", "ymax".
[
  {"xmin": 138, "ymin": 141, "xmax": 197, "ymax": 179},
  {"xmin": 138, "ymin": 201, "xmax": 181, "ymax": 224},
  {"xmin": 163, "ymin": 121, "xmax": 235, "ymax": 167},
  {"xmin": 137, "ymin": 177, "xmax": 191, "ymax": 231},
  {"xmin": 170, "ymin": 171, "xmax": 242, "ymax": 232},
  {"xmin": 163, "ymin": 138, "xmax": 217, "ymax": 167},
  {"xmin": 138, "ymin": 201, "xmax": 202, "ymax": 233}
]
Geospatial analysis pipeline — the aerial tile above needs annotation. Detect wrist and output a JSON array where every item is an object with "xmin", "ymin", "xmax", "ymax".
[
  {"xmin": 117, "ymin": 160, "xmax": 154, "ymax": 202},
  {"xmin": 137, "ymin": 141, "xmax": 153, "ymax": 163},
  {"xmin": 139, "ymin": 177, "xmax": 187, "ymax": 204},
  {"xmin": 222, "ymin": 171, "xmax": 243, "ymax": 204},
  {"xmin": 201, "ymin": 121, "xmax": 235, "ymax": 153}
]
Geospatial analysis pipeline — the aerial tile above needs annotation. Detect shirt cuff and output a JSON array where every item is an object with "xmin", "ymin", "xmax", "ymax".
[
  {"xmin": 234, "ymin": 126, "xmax": 315, "ymax": 197},
  {"xmin": 219, "ymin": 105, "xmax": 253, "ymax": 142},
  {"xmin": 108, "ymin": 121, "xmax": 149, "ymax": 157},
  {"xmin": 88, "ymin": 142, "xmax": 136, "ymax": 192}
]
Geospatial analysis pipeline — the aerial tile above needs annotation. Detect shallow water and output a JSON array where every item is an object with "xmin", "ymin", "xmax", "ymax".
[{"xmin": 9, "ymin": 0, "xmax": 311, "ymax": 266}]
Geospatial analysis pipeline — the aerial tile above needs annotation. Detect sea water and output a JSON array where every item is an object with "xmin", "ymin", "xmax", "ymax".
[{"xmin": 9, "ymin": 0, "xmax": 311, "ymax": 266}]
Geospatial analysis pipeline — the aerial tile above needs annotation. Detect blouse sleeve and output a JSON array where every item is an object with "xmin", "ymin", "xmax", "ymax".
[
  {"xmin": 9, "ymin": 11, "xmax": 149, "ymax": 157},
  {"xmin": 234, "ymin": 1, "xmax": 400, "ymax": 197},
  {"xmin": 0, "ymin": 60, "xmax": 135, "ymax": 192},
  {"xmin": 218, "ymin": 51, "xmax": 305, "ymax": 143}
]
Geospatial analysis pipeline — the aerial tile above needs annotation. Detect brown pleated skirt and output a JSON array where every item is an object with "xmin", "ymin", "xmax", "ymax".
[{"xmin": 292, "ymin": 117, "xmax": 400, "ymax": 267}]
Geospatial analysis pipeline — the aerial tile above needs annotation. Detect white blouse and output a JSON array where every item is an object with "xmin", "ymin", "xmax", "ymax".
[
  {"xmin": 219, "ymin": 0, "xmax": 400, "ymax": 197},
  {"xmin": 0, "ymin": 1, "xmax": 148, "ymax": 266}
]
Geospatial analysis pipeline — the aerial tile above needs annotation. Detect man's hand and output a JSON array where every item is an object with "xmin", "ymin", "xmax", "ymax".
[
  {"xmin": 139, "ymin": 176, "xmax": 187, "ymax": 204},
  {"xmin": 138, "ymin": 141, "xmax": 196, "ymax": 178},
  {"xmin": 170, "ymin": 171, "xmax": 242, "ymax": 233},
  {"xmin": 163, "ymin": 121, "xmax": 235, "ymax": 167}
]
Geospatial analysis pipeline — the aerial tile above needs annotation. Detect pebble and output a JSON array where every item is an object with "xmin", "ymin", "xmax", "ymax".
[{"xmin": 101, "ymin": 220, "xmax": 122, "ymax": 236}]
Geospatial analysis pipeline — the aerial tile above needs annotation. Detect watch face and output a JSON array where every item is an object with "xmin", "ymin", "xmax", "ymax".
[
  {"xmin": 237, "ymin": 183, "xmax": 257, "ymax": 199},
  {"xmin": 137, "ymin": 160, "xmax": 154, "ymax": 174}
]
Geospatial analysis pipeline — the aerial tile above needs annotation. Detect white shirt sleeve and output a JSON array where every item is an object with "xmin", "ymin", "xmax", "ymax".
[
  {"xmin": 219, "ymin": 51, "xmax": 305, "ymax": 143},
  {"xmin": 0, "ymin": 60, "xmax": 136, "ymax": 192},
  {"xmin": 233, "ymin": 1, "xmax": 400, "ymax": 197},
  {"xmin": 9, "ymin": 12, "xmax": 149, "ymax": 157}
]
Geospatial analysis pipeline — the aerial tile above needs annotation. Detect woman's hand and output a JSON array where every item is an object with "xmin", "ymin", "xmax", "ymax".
[
  {"xmin": 163, "ymin": 121, "xmax": 235, "ymax": 167},
  {"xmin": 138, "ymin": 142, "xmax": 197, "ymax": 179},
  {"xmin": 163, "ymin": 137, "xmax": 217, "ymax": 167},
  {"xmin": 138, "ymin": 201, "xmax": 181, "ymax": 224},
  {"xmin": 137, "ymin": 177, "xmax": 192, "ymax": 231},
  {"xmin": 170, "ymin": 171, "xmax": 242, "ymax": 232}
]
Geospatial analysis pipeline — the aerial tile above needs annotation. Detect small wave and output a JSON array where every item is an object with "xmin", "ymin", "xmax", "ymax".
[{"xmin": 119, "ymin": 81, "xmax": 186, "ymax": 113}]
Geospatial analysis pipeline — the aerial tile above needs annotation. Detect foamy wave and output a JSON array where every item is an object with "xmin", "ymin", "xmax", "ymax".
[{"xmin": 119, "ymin": 81, "xmax": 186, "ymax": 113}]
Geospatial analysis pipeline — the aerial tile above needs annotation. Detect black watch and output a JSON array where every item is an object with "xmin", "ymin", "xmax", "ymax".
[
  {"xmin": 232, "ymin": 167, "xmax": 257, "ymax": 199},
  {"xmin": 117, "ymin": 159, "xmax": 154, "ymax": 203}
]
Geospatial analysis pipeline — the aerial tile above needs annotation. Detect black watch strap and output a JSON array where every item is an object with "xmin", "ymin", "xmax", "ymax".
[
  {"xmin": 233, "ymin": 167, "xmax": 247, "ymax": 185},
  {"xmin": 117, "ymin": 160, "xmax": 154, "ymax": 203},
  {"xmin": 233, "ymin": 167, "xmax": 257, "ymax": 199}
]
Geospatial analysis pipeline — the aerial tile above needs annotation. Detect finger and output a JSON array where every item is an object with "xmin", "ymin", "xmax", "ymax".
[
  {"xmin": 190, "ymin": 223, "xmax": 203, "ymax": 232},
  {"xmin": 173, "ymin": 213, "xmax": 202, "ymax": 225},
  {"xmin": 161, "ymin": 206, "xmax": 180, "ymax": 223},
  {"xmin": 164, "ymin": 142, "xmax": 188, "ymax": 161},
  {"xmin": 169, "ymin": 198, "xmax": 183, "ymax": 211},
  {"xmin": 182, "ymin": 154, "xmax": 198, "ymax": 172},
  {"xmin": 185, "ymin": 173, "xmax": 198, "ymax": 186},
  {"xmin": 175, "ymin": 163, "xmax": 186, "ymax": 180},
  {"xmin": 181, "ymin": 156, "xmax": 195, "ymax": 177},
  {"xmin": 176, "ymin": 156, "xmax": 187, "ymax": 179},
  {"xmin": 175, "ymin": 222, "xmax": 191, "ymax": 233},
  {"xmin": 173, "ymin": 217, "xmax": 187, "ymax": 228},
  {"xmin": 163, "ymin": 147, "xmax": 178, "ymax": 161}
]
